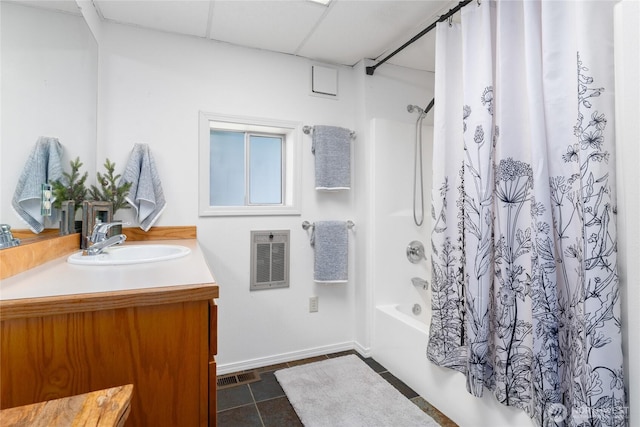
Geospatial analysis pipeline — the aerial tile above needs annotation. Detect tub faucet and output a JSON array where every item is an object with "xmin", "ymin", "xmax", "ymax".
[
  {"xmin": 85, "ymin": 222, "xmax": 127, "ymax": 255},
  {"xmin": 411, "ymin": 277, "xmax": 429, "ymax": 290}
]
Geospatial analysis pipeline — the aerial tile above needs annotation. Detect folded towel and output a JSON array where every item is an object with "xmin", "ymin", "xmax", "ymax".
[
  {"xmin": 120, "ymin": 143, "xmax": 166, "ymax": 231},
  {"xmin": 11, "ymin": 137, "xmax": 64, "ymax": 233},
  {"xmin": 310, "ymin": 221, "xmax": 348, "ymax": 283},
  {"xmin": 311, "ymin": 125, "xmax": 351, "ymax": 190}
]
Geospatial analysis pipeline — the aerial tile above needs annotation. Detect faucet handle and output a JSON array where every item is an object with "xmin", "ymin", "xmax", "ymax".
[
  {"xmin": 90, "ymin": 221, "xmax": 129, "ymax": 243},
  {"xmin": 0, "ymin": 224, "xmax": 20, "ymax": 249}
]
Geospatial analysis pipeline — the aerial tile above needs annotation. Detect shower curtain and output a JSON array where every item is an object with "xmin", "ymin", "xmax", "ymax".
[{"xmin": 427, "ymin": 1, "xmax": 626, "ymax": 426}]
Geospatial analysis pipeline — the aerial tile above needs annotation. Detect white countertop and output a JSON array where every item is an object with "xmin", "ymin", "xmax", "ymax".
[{"xmin": 0, "ymin": 240, "xmax": 216, "ymax": 301}]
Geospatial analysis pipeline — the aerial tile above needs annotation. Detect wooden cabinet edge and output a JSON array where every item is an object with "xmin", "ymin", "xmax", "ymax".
[
  {"xmin": 210, "ymin": 362, "xmax": 217, "ymax": 427},
  {"xmin": 209, "ymin": 300, "xmax": 218, "ymax": 357},
  {"xmin": 0, "ymin": 284, "xmax": 219, "ymax": 321},
  {"xmin": 0, "ymin": 233, "xmax": 80, "ymax": 280},
  {"xmin": 209, "ymin": 300, "xmax": 218, "ymax": 426},
  {"xmin": 123, "ymin": 226, "xmax": 196, "ymax": 241}
]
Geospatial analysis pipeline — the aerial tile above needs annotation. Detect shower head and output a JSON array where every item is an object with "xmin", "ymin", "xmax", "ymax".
[{"xmin": 407, "ymin": 104, "xmax": 424, "ymax": 115}]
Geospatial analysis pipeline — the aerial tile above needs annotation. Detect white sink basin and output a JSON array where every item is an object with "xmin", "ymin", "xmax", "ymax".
[{"xmin": 67, "ymin": 244, "xmax": 191, "ymax": 266}]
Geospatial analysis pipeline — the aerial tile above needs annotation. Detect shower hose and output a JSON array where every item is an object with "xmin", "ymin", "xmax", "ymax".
[{"xmin": 413, "ymin": 112, "xmax": 425, "ymax": 227}]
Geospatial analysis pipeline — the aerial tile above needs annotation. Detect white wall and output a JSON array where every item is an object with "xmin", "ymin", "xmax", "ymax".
[
  {"xmin": 363, "ymin": 62, "xmax": 435, "ymax": 126},
  {"xmin": 371, "ymin": 118, "xmax": 432, "ymax": 307},
  {"xmin": 98, "ymin": 22, "xmax": 362, "ymax": 372},
  {"xmin": 614, "ymin": 1, "xmax": 640, "ymax": 425},
  {"xmin": 352, "ymin": 60, "xmax": 434, "ymax": 351},
  {"xmin": 96, "ymin": 19, "xmax": 438, "ymax": 374},
  {"xmin": 0, "ymin": 3, "xmax": 97, "ymax": 226}
]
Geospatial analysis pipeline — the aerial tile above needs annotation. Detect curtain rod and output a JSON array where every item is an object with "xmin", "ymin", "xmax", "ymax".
[
  {"xmin": 365, "ymin": 0, "xmax": 473, "ymax": 76},
  {"xmin": 423, "ymin": 98, "xmax": 435, "ymax": 116}
]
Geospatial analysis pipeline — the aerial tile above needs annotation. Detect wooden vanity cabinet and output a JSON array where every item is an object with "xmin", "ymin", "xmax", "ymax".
[{"xmin": 0, "ymin": 284, "xmax": 219, "ymax": 426}]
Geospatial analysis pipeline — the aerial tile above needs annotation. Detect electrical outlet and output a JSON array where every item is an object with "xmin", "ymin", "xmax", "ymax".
[{"xmin": 309, "ymin": 296, "xmax": 319, "ymax": 313}]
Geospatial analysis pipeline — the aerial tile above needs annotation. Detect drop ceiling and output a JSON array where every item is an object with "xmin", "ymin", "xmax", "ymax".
[{"xmin": 12, "ymin": 0, "xmax": 460, "ymax": 73}]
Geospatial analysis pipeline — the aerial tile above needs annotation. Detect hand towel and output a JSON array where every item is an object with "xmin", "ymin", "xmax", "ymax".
[
  {"xmin": 311, "ymin": 125, "xmax": 351, "ymax": 190},
  {"xmin": 120, "ymin": 143, "xmax": 166, "ymax": 231},
  {"xmin": 11, "ymin": 137, "xmax": 64, "ymax": 233},
  {"xmin": 310, "ymin": 221, "xmax": 348, "ymax": 283}
]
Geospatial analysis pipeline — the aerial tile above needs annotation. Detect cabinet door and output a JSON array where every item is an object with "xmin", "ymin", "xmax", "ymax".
[
  {"xmin": 1, "ymin": 300, "xmax": 210, "ymax": 426},
  {"xmin": 209, "ymin": 300, "xmax": 218, "ymax": 426},
  {"xmin": 209, "ymin": 300, "xmax": 217, "ymax": 357}
]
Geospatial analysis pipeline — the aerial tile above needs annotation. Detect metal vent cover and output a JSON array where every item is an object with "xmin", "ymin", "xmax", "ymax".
[
  {"xmin": 216, "ymin": 371, "xmax": 261, "ymax": 389},
  {"xmin": 250, "ymin": 230, "xmax": 290, "ymax": 291}
]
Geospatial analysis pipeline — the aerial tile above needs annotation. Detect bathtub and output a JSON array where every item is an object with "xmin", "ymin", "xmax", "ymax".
[
  {"xmin": 378, "ymin": 303, "xmax": 429, "ymax": 335},
  {"xmin": 372, "ymin": 302, "xmax": 531, "ymax": 427}
]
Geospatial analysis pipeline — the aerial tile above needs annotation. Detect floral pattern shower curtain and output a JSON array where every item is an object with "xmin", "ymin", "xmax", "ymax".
[{"xmin": 427, "ymin": 1, "xmax": 627, "ymax": 426}]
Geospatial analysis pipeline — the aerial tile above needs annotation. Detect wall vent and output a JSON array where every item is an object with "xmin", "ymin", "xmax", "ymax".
[
  {"xmin": 311, "ymin": 64, "xmax": 338, "ymax": 98},
  {"xmin": 250, "ymin": 230, "xmax": 290, "ymax": 291},
  {"xmin": 216, "ymin": 371, "xmax": 261, "ymax": 389}
]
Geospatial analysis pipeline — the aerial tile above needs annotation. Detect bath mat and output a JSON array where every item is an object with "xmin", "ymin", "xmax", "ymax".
[{"xmin": 275, "ymin": 355, "xmax": 440, "ymax": 427}]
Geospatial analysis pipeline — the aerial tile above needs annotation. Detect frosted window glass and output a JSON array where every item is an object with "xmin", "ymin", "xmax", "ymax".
[
  {"xmin": 210, "ymin": 130, "xmax": 245, "ymax": 206},
  {"xmin": 249, "ymin": 136, "xmax": 282, "ymax": 204},
  {"xmin": 200, "ymin": 112, "xmax": 300, "ymax": 216}
]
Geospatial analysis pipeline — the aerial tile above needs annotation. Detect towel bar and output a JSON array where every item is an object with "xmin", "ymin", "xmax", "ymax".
[
  {"xmin": 303, "ymin": 126, "xmax": 356, "ymax": 139},
  {"xmin": 302, "ymin": 220, "xmax": 355, "ymax": 231}
]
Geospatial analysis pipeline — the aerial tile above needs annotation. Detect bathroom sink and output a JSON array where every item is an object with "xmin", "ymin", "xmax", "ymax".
[{"xmin": 67, "ymin": 244, "xmax": 191, "ymax": 266}]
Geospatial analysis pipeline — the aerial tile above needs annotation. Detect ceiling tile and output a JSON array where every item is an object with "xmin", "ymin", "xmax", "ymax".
[
  {"xmin": 7, "ymin": 0, "xmax": 81, "ymax": 15},
  {"xmin": 75, "ymin": 0, "xmax": 459, "ymax": 72},
  {"xmin": 95, "ymin": 0, "xmax": 210, "ymax": 38},
  {"xmin": 297, "ymin": 0, "xmax": 447, "ymax": 66},
  {"xmin": 386, "ymin": 30, "xmax": 437, "ymax": 72},
  {"xmin": 208, "ymin": 1, "xmax": 327, "ymax": 55}
]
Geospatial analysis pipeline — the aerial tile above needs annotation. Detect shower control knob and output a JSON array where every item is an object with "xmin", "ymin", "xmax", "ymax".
[{"xmin": 406, "ymin": 240, "xmax": 426, "ymax": 264}]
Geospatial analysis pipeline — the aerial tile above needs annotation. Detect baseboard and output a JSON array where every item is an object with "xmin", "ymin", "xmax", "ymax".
[
  {"xmin": 353, "ymin": 340, "xmax": 371, "ymax": 358},
  {"xmin": 217, "ymin": 341, "xmax": 369, "ymax": 375}
]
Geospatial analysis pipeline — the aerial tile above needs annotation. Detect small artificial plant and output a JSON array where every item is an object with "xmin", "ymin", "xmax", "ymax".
[
  {"xmin": 52, "ymin": 157, "xmax": 88, "ymax": 213},
  {"xmin": 88, "ymin": 159, "xmax": 132, "ymax": 215}
]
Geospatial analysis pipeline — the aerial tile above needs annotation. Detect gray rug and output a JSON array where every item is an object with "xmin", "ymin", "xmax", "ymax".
[{"xmin": 275, "ymin": 355, "xmax": 440, "ymax": 427}]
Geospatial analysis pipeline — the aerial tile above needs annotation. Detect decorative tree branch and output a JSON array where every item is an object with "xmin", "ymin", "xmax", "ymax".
[
  {"xmin": 51, "ymin": 157, "xmax": 88, "ymax": 213},
  {"xmin": 88, "ymin": 159, "xmax": 132, "ymax": 215}
]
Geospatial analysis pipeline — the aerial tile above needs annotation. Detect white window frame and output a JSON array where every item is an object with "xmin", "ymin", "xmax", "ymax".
[{"xmin": 199, "ymin": 111, "xmax": 302, "ymax": 216}]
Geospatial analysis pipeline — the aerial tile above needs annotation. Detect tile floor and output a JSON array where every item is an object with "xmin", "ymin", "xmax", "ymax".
[{"xmin": 217, "ymin": 350, "xmax": 458, "ymax": 427}]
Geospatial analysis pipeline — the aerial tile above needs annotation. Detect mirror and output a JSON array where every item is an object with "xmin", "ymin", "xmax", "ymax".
[{"xmin": 0, "ymin": 1, "xmax": 98, "ymax": 244}]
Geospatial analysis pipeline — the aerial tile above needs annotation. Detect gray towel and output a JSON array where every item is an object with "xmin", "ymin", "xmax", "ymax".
[
  {"xmin": 11, "ymin": 137, "xmax": 63, "ymax": 233},
  {"xmin": 312, "ymin": 125, "xmax": 351, "ymax": 190},
  {"xmin": 120, "ymin": 143, "xmax": 166, "ymax": 232},
  {"xmin": 310, "ymin": 221, "xmax": 348, "ymax": 283}
]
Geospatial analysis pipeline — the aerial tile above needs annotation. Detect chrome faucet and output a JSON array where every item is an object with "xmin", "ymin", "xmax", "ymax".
[
  {"xmin": 90, "ymin": 222, "xmax": 123, "ymax": 244},
  {"xmin": 85, "ymin": 222, "xmax": 127, "ymax": 256},
  {"xmin": 411, "ymin": 277, "xmax": 429, "ymax": 290},
  {"xmin": 0, "ymin": 224, "xmax": 20, "ymax": 249}
]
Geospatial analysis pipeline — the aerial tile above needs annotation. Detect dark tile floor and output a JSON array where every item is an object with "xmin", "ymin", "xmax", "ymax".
[{"xmin": 217, "ymin": 350, "xmax": 458, "ymax": 427}]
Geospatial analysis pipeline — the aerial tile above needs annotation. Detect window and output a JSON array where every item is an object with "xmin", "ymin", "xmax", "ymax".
[
  {"xmin": 199, "ymin": 112, "xmax": 302, "ymax": 216},
  {"xmin": 209, "ymin": 130, "xmax": 283, "ymax": 206}
]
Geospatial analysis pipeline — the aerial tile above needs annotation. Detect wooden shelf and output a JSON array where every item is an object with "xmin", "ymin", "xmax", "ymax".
[{"xmin": 0, "ymin": 384, "xmax": 133, "ymax": 427}]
